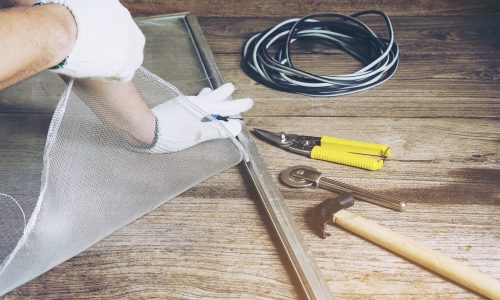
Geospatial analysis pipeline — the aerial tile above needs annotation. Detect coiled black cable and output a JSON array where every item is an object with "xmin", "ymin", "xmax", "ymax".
[{"xmin": 241, "ymin": 10, "xmax": 399, "ymax": 97}]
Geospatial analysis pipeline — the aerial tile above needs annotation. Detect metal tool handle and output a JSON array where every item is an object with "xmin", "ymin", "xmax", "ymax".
[
  {"xmin": 318, "ymin": 177, "xmax": 406, "ymax": 211},
  {"xmin": 334, "ymin": 210, "xmax": 500, "ymax": 299}
]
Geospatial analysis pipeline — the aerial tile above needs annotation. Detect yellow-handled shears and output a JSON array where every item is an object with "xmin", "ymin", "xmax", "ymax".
[{"xmin": 253, "ymin": 128, "xmax": 390, "ymax": 171}]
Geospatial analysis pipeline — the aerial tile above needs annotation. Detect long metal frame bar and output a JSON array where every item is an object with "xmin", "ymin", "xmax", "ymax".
[{"xmin": 183, "ymin": 13, "xmax": 334, "ymax": 300}]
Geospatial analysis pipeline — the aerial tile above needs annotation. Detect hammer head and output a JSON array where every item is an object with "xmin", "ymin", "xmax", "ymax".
[{"xmin": 316, "ymin": 193, "xmax": 354, "ymax": 239}]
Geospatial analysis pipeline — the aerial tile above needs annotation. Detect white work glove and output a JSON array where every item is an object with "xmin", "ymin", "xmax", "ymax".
[
  {"xmin": 147, "ymin": 83, "xmax": 253, "ymax": 153},
  {"xmin": 44, "ymin": 0, "xmax": 145, "ymax": 81}
]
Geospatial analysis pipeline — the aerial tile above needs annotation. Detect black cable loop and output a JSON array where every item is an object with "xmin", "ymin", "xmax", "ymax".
[{"xmin": 241, "ymin": 10, "xmax": 399, "ymax": 97}]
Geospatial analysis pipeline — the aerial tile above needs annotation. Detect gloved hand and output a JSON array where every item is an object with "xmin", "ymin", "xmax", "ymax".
[
  {"xmin": 147, "ymin": 83, "xmax": 253, "ymax": 153},
  {"xmin": 43, "ymin": 0, "xmax": 145, "ymax": 81}
]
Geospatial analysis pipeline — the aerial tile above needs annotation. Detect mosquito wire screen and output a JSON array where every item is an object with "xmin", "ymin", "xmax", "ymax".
[{"xmin": 0, "ymin": 67, "xmax": 243, "ymax": 295}]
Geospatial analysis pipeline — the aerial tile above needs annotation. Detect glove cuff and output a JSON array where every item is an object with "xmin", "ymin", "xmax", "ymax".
[
  {"xmin": 43, "ymin": 0, "xmax": 144, "ymax": 81},
  {"xmin": 149, "ymin": 116, "xmax": 160, "ymax": 149},
  {"xmin": 146, "ymin": 110, "xmax": 179, "ymax": 153},
  {"xmin": 128, "ymin": 113, "xmax": 177, "ymax": 154}
]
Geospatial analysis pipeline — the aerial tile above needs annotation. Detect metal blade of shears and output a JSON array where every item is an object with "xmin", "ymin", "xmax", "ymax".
[{"xmin": 253, "ymin": 128, "xmax": 292, "ymax": 148}]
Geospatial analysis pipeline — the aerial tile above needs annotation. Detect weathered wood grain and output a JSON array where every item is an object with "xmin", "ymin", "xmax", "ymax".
[
  {"xmin": 1, "ymin": 12, "xmax": 500, "ymax": 300},
  {"xmin": 122, "ymin": 0, "xmax": 500, "ymax": 17},
  {"xmin": 2, "ymin": 115, "xmax": 498, "ymax": 204},
  {"xmin": 216, "ymin": 54, "xmax": 500, "ymax": 118},
  {"xmin": 2, "ymin": 16, "xmax": 498, "ymax": 118},
  {"xmin": 198, "ymin": 16, "xmax": 500, "ymax": 55},
  {"xmin": 4, "ymin": 194, "xmax": 499, "ymax": 299},
  {"xmin": 199, "ymin": 15, "xmax": 500, "ymax": 119}
]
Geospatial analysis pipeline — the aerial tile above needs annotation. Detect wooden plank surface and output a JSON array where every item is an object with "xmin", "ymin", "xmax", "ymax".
[
  {"xmin": 2, "ymin": 13, "xmax": 500, "ymax": 300},
  {"xmin": 122, "ymin": 0, "xmax": 500, "ymax": 17},
  {"xmin": 202, "ymin": 15, "xmax": 500, "ymax": 119}
]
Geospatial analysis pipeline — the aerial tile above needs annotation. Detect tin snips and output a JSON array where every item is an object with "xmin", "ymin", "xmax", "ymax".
[{"xmin": 253, "ymin": 129, "xmax": 391, "ymax": 171}]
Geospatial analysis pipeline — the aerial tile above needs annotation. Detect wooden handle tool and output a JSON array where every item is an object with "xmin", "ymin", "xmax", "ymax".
[{"xmin": 316, "ymin": 195, "xmax": 500, "ymax": 299}]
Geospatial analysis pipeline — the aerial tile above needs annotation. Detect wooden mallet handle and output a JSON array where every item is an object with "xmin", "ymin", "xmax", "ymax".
[{"xmin": 333, "ymin": 209, "xmax": 500, "ymax": 299}]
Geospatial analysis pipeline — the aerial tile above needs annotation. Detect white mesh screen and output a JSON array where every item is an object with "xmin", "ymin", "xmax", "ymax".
[{"xmin": 0, "ymin": 67, "xmax": 243, "ymax": 294}]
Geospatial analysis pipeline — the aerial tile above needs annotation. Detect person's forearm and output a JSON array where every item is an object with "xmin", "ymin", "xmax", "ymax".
[
  {"xmin": 0, "ymin": 4, "xmax": 76, "ymax": 89},
  {"xmin": 72, "ymin": 79, "xmax": 156, "ymax": 147}
]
